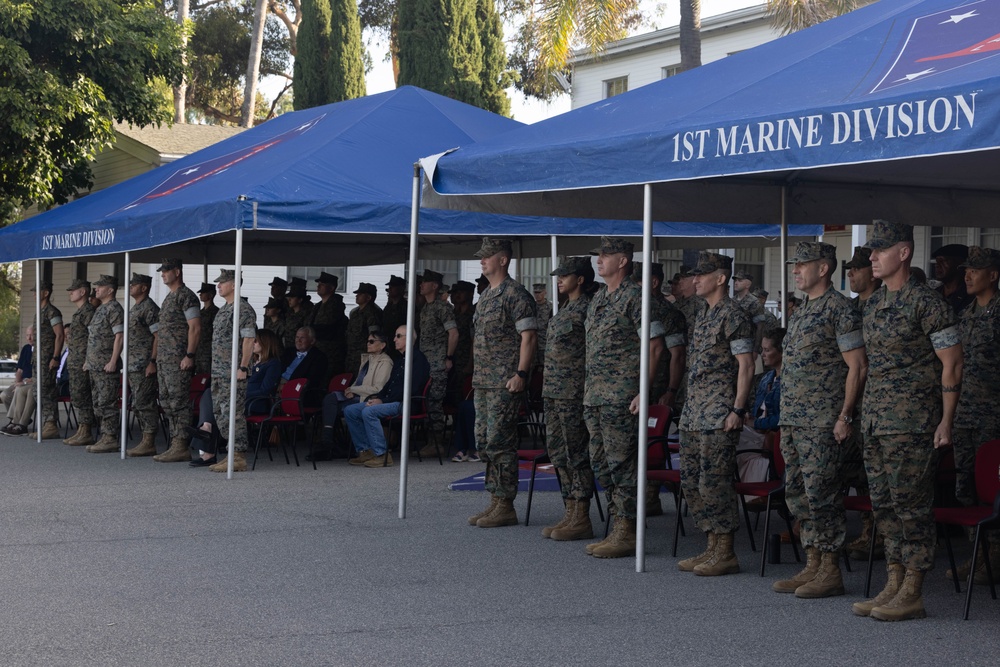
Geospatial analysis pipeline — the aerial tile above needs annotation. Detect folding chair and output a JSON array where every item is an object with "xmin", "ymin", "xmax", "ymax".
[
  {"xmin": 385, "ymin": 378, "xmax": 432, "ymax": 465},
  {"xmin": 58, "ymin": 396, "xmax": 77, "ymax": 438},
  {"xmin": 646, "ymin": 405, "xmax": 685, "ymax": 549},
  {"xmin": 303, "ymin": 372, "xmax": 353, "ymax": 456},
  {"xmin": 736, "ymin": 437, "xmax": 801, "ymax": 574},
  {"xmin": 844, "ymin": 494, "xmax": 875, "ymax": 595},
  {"xmin": 933, "ymin": 439, "xmax": 1000, "ymax": 619},
  {"xmin": 188, "ymin": 373, "xmax": 210, "ymax": 415},
  {"xmin": 248, "ymin": 378, "xmax": 309, "ymax": 470}
]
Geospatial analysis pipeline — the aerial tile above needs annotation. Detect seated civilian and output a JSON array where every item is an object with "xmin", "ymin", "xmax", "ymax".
[
  {"xmin": 344, "ymin": 325, "xmax": 430, "ymax": 468},
  {"xmin": 1, "ymin": 326, "xmax": 34, "ymax": 415},
  {"xmin": 1, "ymin": 381, "xmax": 37, "ymax": 436},
  {"xmin": 309, "ymin": 330, "xmax": 393, "ymax": 462},
  {"xmin": 280, "ymin": 326, "xmax": 328, "ymax": 407},
  {"xmin": 738, "ymin": 327, "xmax": 785, "ymax": 486}
]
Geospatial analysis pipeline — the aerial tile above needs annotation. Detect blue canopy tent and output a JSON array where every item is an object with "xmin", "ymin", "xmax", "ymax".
[{"xmin": 421, "ymin": 0, "xmax": 1000, "ymax": 570}]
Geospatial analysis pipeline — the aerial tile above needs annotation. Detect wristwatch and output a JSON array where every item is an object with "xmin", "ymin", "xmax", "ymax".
[
  {"xmin": 239, "ymin": 366, "xmax": 249, "ymax": 373},
  {"xmin": 840, "ymin": 414, "xmax": 853, "ymax": 424},
  {"xmin": 185, "ymin": 352, "xmax": 196, "ymax": 359},
  {"xmin": 730, "ymin": 407, "xmax": 748, "ymax": 418},
  {"xmin": 516, "ymin": 370, "xmax": 528, "ymax": 380}
]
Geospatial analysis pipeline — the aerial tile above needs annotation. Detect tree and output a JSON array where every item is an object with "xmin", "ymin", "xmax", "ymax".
[
  {"xmin": 678, "ymin": 0, "xmax": 701, "ymax": 72},
  {"xmin": 766, "ymin": 0, "xmax": 871, "ymax": 35},
  {"xmin": 293, "ymin": 0, "xmax": 333, "ymax": 109},
  {"xmin": 397, "ymin": 0, "xmax": 483, "ymax": 107},
  {"xmin": 0, "ymin": 0, "xmax": 184, "ymax": 223},
  {"xmin": 242, "ymin": 0, "xmax": 270, "ymax": 126},
  {"xmin": 0, "ymin": 264, "xmax": 20, "ymax": 358},
  {"xmin": 326, "ymin": 0, "xmax": 366, "ymax": 102},
  {"xmin": 477, "ymin": 0, "xmax": 512, "ymax": 116}
]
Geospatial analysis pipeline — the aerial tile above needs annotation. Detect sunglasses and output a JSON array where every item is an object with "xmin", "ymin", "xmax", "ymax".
[
  {"xmin": 394, "ymin": 333, "xmax": 405, "ymax": 339},
  {"xmin": 367, "ymin": 339, "xmax": 382, "ymax": 344}
]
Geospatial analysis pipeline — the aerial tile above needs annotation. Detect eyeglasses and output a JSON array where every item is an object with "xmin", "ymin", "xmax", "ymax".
[
  {"xmin": 394, "ymin": 334, "xmax": 405, "ymax": 339},
  {"xmin": 366, "ymin": 339, "xmax": 380, "ymax": 344}
]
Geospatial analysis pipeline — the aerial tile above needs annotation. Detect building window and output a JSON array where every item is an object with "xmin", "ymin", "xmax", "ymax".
[
  {"xmin": 734, "ymin": 247, "xmax": 765, "ymax": 288},
  {"xmin": 929, "ymin": 226, "xmax": 976, "ymax": 255},
  {"xmin": 604, "ymin": 76, "xmax": 628, "ymax": 99},
  {"xmin": 980, "ymin": 227, "xmax": 1000, "ymax": 249},
  {"xmin": 414, "ymin": 260, "xmax": 461, "ymax": 291},
  {"xmin": 661, "ymin": 65, "xmax": 680, "ymax": 79}
]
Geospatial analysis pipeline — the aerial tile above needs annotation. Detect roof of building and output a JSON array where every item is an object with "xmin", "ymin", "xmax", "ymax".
[{"xmin": 113, "ymin": 122, "xmax": 246, "ymax": 162}]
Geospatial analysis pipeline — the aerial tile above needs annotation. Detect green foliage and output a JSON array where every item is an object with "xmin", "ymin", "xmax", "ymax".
[
  {"xmin": 327, "ymin": 0, "xmax": 367, "ymax": 102},
  {"xmin": 477, "ymin": 0, "xmax": 512, "ymax": 116},
  {"xmin": 0, "ymin": 0, "xmax": 185, "ymax": 219},
  {"xmin": 0, "ymin": 264, "xmax": 22, "ymax": 358},
  {"xmin": 397, "ymin": 0, "xmax": 483, "ymax": 107},
  {"xmin": 766, "ymin": 0, "xmax": 872, "ymax": 35},
  {"xmin": 294, "ymin": 0, "xmax": 333, "ymax": 109}
]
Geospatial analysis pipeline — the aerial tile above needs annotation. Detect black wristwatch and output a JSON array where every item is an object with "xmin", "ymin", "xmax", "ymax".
[
  {"xmin": 730, "ymin": 406, "xmax": 748, "ymax": 418},
  {"xmin": 446, "ymin": 355, "xmax": 455, "ymax": 361},
  {"xmin": 516, "ymin": 370, "xmax": 528, "ymax": 380},
  {"xmin": 239, "ymin": 366, "xmax": 249, "ymax": 373},
  {"xmin": 185, "ymin": 352, "xmax": 195, "ymax": 359}
]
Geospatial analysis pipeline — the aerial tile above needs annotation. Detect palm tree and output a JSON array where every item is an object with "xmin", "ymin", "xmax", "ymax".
[
  {"xmin": 765, "ymin": 0, "xmax": 872, "ymax": 35},
  {"xmin": 534, "ymin": 0, "xmax": 642, "ymax": 71}
]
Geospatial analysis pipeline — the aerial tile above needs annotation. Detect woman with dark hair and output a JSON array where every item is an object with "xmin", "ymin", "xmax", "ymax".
[{"xmin": 738, "ymin": 327, "xmax": 786, "ymax": 487}]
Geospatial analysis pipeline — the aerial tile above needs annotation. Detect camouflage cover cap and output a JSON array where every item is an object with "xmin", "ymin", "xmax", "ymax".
[
  {"xmin": 733, "ymin": 271, "xmax": 753, "ymax": 281},
  {"xmin": 155, "ymin": 258, "xmax": 182, "ymax": 272},
  {"xmin": 751, "ymin": 287, "xmax": 769, "ymax": 299},
  {"xmin": 438, "ymin": 283, "xmax": 450, "ymax": 294},
  {"xmin": 315, "ymin": 271, "xmax": 338, "ymax": 287},
  {"xmin": 932, "ymin": 243, "xmax": 969, "ymax": 261},
  {"xmin": 960, "ymin": 246, "xmax": 1000, "ymax": 269},
  {"xmin": 129, "ymin": 272, "xmax": 152, "ymax": 286},
  {"xmin": 475, "ymin": 274, "xmax": 489, "ymax": 285},
  {"xmin": 450, "ymin": 280, "xmax": 475, "ymax": 293},
  {"xmin": 864, "ymin": 219, "xmax": 913, "ymax": 250},
  {"xmin": 420, "ymin": 269, "xmax": 444, "ymax": 285},
  {"xmin": 268, "ymin": 276, "xmax": 288, "ymax": 289},
  {"xmin": 590, "ymin": 236, "xmax": 633, "ymax": 256},
  {"xmin": 690, "ymin": 251, "xmax": 734, "ymax": 275},
  {"xmin": 386, "ymin": 275, "xmax": 406, "ymax": 287},
  {"xmin": 197, "ymin": 282, "xmax": 216, "ymax": 294},
  {"xmin": 551, "ymin": 256, "xmax": 593, "ymax": 277},
  {"xmin": 354, "ymin": 282, "xmax": 377, "ymax": 298},
  {"xmin": 264, "ymin": 297, "xmax": 286, "ymax": 310},
  {"xmin": 787, "ymin": 241, "xmax": 837, "ymax": 264},
  {"xmin": 678, "ymin": 264, "xmax": 693, "ymax": 278},
  {"xmin": 30, "ymin": 281, "xmax": 53, "ymax": 292},
  {"xmin": 67, "ymin": 278, "xmax": 91, "ymax": 291},
  {"xmin": 286, "ymin": 286, "xmax": 307, "ymax": 299},
  {"xmin": 633, "ymin": 262, "xmax": 664, "ymax": 279},
  {"xmin": 844, "ymin": 246, "xmax": 873, "ymax": 269},
  {"xmin": 214, "ymin": 269, "xmax": 235, "ymax": 284},
  {"xmin": 532, "ymin": 283, "xmax": 547, "ymax": 292},
  {"xmin": 289, "ymin": 277, "xmax": 308, "ymax": 289},
  {"xmin": 93, "ymin": 274, "xmax": 118, "ymax": 288},
  {"xmin": 474, "ymin": 237, "xmax": 513, "ymax": 259}
]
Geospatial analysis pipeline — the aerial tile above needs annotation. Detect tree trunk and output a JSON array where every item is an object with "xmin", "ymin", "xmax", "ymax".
[
  {"xmin": 242, "ymin": 0, "xmax": 270, "ymax": 127},
  {"xmin": 174, "ymin": 0, "xmax": 190, "ymax": 123},
  {"xmin": 679, "ymin": 0, "xmax": 702, "ymax": 72}
]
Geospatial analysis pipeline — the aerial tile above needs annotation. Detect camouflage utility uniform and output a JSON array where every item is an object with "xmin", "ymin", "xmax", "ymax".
[
  {"xmin": 381, "ymin": 300, "xmax": 408, "ymax": 342},
  {"xmin": 37, "ymin": 301, "xmax": 64, "ymax": 423},
  {"xmin": 346, "ymin": 302, "xmax": 384, "ymax": 373},
  {"xmin": 308, "ymin": 296, "xmax": 347, "ymax": 380},
  {"xmin": 419, "ymin": 298, "xmax": 457, "ymax": 436},
  {"xmin": 158, "ymin": 284, "xmax": 200, "ymax": 440},
  {"xmin": 67, "ymin": 299, "xmax": 96, "ymax": 426},
  {"xmin": 127, "ymin": 297, "xmax": 160, "ymax": 435},
  {"xmin": 212, "ymin": 298, "xmax": 257, "ymax": 452},
  {"xmin": 196, "ymin": 302, "xmax": 218, "ymax": 375},
  {"xmin": 87, "ymin": 300, "xmax": 125, "ymax": 436},
  {"xmin": 650, "ymin": 294, "xmax": 687, "ymax": 404}
]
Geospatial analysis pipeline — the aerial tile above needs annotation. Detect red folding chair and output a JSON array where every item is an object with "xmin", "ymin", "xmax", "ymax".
[
  {"xmin": 303, "ymin": 372, "xmax": 354, "ymax": 454},
  {"xmin": 385, "ymin": 378, "xmax": 432, "ymax": 466},
  {"xmin": 248, "ymin": 378, "xmax": 309, "ymax": 470},
  {"xmin": 646, "ymin": 405, "xmax": 684, "ymax": 550},
  {"xmin": 934, "ymin": 439, "xmax": 1000, "ymax": 619}
]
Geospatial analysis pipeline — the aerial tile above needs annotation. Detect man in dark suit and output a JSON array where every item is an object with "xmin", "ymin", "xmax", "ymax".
[{"xmin": 281, "ymin": 326, "xmax": 328, "ymax": 407}]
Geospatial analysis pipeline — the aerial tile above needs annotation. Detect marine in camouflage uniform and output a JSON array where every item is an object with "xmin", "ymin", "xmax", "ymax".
[
  {"xmin": 346, "ymin": 283, "xmax": 384, "ymax": 373},
  {"xmin": 307, "ymin": 272, "xmax": 347, "ymax": 382},
  {"xmin": 283, "ymin": 284, "xmax": 312, "ymax": 351},
  {"xmin": 672, "ymin": 267, "xmax": 704, "ymax": 419},
  {"xmin": 448, "ymin": 281, "xmax": 476, "ymax": 405},
  {"xmin": 63, "ymin": 279, "xmax": 96, "ymax": 445},
  {"xmin": 195, "ymin": 283, "xmax": 218, "ymax": 375},
  {"xmin": 853, "ymin": 220, "xmax": 963, "ymax": 622},
  {"xmin": 584, "ymin": 238, "xmax": 666, "ymax": 559},
  {"xmin": 774, "ymin": 243, "xmax": 866, "ymax": 598},
  {"xmin": 677, "ymin": 252, "xmax": 755, "ymax": 575},
  {"xmin": 634, "ymin": 263, "xmax": 687, "ymax": 408},
  {"xmin": 85, "ymin": 275, "xmax": 125, "ymax": 452},
  {"xmin": 125, "ymin": 273, "xmax": 161, "ymax": 445},
  {"xmin": 532, "ymin": 283, "xmax": 551, "ymax": 371},
  {"xmin": 209, "ymin": 269, "xmax": 258, "ymax": 472},
  {"xmin": 262, "ymin": 297, "xmax": 289, "ymax": 353},
  {"xmin": 34, "ymin": 282, "xmax": 64, "ymax": 433},
  {"xmin": 152, "ymin": 260, "xmax": 202, "ymax": 462},
  {"xmin": 382, "ymin": 275, "xmax": 408, "ymax": 340},
  {"xmin": 468, "ymin": 238, "xmax": 538, "ymax": 528},
  {"xmin": 541, "ymin": 257, "xmax": 595, "ymax": 541},
  {"xmin": 417, "ymin": 271, "xmax": 458, "ymax": 443}
]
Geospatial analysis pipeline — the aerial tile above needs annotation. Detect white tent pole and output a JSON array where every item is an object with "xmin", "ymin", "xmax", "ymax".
[
  {"xmin": 35, "ymin": 261, "xmax": 41, "ymax": 443},
  {"xmin": 550, "ymin": 235, "xmax": 558, "ymax": 316},
  {"xmin": 121, "ymin": 253, "xmax": 131, "ymax": 458},
  {"xmin": 780, "ymin": 187, "xmax": 788, "ymax": 328},
  {"xmin": 850, "ymin": 224, "xmax": 868, "ymax": 298},
  {"xmin": 636, "ymin": 183, "xmax": 653, "ymax": 574},
  {"xmin": 399, "ymin": 165, "xmax": 421, "ymax": 519},
  {"xmin": 228, "ymin": 227, "xmax": 244, "ymax": 479}
]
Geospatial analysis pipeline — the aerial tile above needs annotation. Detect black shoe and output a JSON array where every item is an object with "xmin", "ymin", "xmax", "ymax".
[
  {"xmin": 184, "ymin": 426, "xmax": 212, "ymax": 441},
  {"xmin": 189, "ymin": 456, "xmax": 218, "ymax": 467},
  {"xmin": 305, "ymin": 449, "xmax": 335, "ymax": 462}
]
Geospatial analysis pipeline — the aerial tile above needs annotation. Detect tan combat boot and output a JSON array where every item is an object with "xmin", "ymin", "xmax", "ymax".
[
  {"xmin": 153, "ymin": 436, "xmax": 190, "ymax": 463},
  {"xmin": 469, "ymin": 496, "xmax": 499, "ymax": 526},
  {"xmin": 542, "ymin": 499, "xmax": 574, "ymax": 538},
  {"xmin": 678, "ymin": 533, "xmax": 718, "ymax": 572},
  {"xmin": 477, "ymin": 498, "xmax": 518, "ymax": 528},
  {"xmin": 64, "ymin": 423, "xmax": 94, "ymax": 446},
  {"xmin": 86, "ymin": 433, "xmax": 120, "ymax": 453},
  {"xmin": 126, "ymin": 432, "xmax": 158, "ymax": 457},
  {"xmin": 848, "ymin": 513, "xmax": 884, "ymax": 560},
  {"xmin": 591, "ymin": 518, "xmax": 636, "ymax": 558},
  {"xmin": 36, "ymin": 420, "xmax": 60, "ymax": 440},
  {"xmin": 646, "ymin": 484, "xmax": 664, "ymax": 517},
  {"xmin": 551, "ymin": 499, "xmax": 595, "ymax": 541},
  {"xmin": 694, "ymin": 532, "xmax": 741, "ymax": 576},
  {"xmin": 795, "ymin": 551, "xmax": 845, "ymax": 598},
  {"xmin": 210, "ymin": 450, "xmax": 247, "ymax": 472},
  {"xmin": 946, "ymin": 543, "xmax": 1000, "ymax": 585},
  {"xmin": 870, "ymin": 569, "xmax": 927, "ymax": 621},
  {"xmin": 773, "ymin": 547, "xmax": 821, "ymax": 593},
  {"xmin": 852, "ymin": 563, "xmax": 905, "ymax": 616}
]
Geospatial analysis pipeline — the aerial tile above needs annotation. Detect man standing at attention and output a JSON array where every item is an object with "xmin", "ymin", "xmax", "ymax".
[
  {"xmin": 532, "ymin": 282, "xmax": 551, "ymax": 371},
  {"xmin": 447, "ymin": 281, "xmax": 476, "ymax": 406},
  {"xmin": 382, "ymin": 275, "xmax": 408, "ymax": 341},
  {"xmin": 31, "ymin": 281, "xmax": 65, "ymax": 439},
  {"xmin": 772, "ymin": 242, "xmax": 867, "ymax": 598},
  {"xmin": 677, "ymin": 252, "xmax": 754, "ymax": 575},
  {"xmin": 124, "ymin": 273, "xmax": 160, "ymax": 457},
  {"xmin": 151, "ymin": 259, "xmax": 202, "ymax": 463},
  {"xmin": 851, "ymin": 220, "xmax": 962, "ymax": 622},
  {"xmin": 195, "ymin": 282, "xmax": 217, "ymax": 375},
  {"xmin": 85, "ymin": 275, "xmax": 125, "ymax": 454},
  {"xmin": 583, "ymin": 238, "xmax": 665, "ymax": 558},
  {"xmin": 418, "ymin": 269, "xmax": 458, "ymax": 457},
  {"xmin": 346, "ymin": 282, "xmax": 383, "ymax": 373},
  {"xmin": 62, "ymin": 279, "xmax": 96, "ymax": 446},
  {"xmin": 467, "ymin": 238, "xmax": 538, "ymax": 528},
  {"xmin": 308, "ymin": 272, "xmax": 347, "ymax": 381}
]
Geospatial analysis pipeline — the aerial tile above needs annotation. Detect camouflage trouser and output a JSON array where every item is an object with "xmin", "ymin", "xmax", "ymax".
[
  {"xmin": 68, "ymin": 365, "xmax": 93, "ymax": 425},
  {"xmin": 212, "ymin": 375, "xmax": 248, "ymax": 452},
  {"xmin": 40, "ymin": 363, "xmax": 58, "ymax": 423},
  {"xmin": 544, "ymin": 398, "xmax": 593, "ymax": 501},
  {"xmin": 781, "ymin": 426, "xmax": 847, "ymax": 552},
  {"xmin": 427, "ymin": 365, "xmax": 448, "ymax": 434},
  {"xmin": 952, "ymin": 427, "xmax": 1000, "ymax": 546},
  {"xmin": 679, "ymin": 429, "xmax": 740, "ymax": 533},
  {"xmin": 584, "ymin": 404, "xmax": 638, "ymax": 520},
  {"xmin": 864, "ymin": 432, "xmax": 938, "ymax": 572},
  {"xmin": 840, "ymin": 431, "xmax": 868, "ymax": 493},
  {"xmin": 128, "ymin": 370, "xmax": 159, "ymax": 435},
  {"xmin": 475, "ymin": 388, "xmax": 522, "ymax": 499},
  {"xmin": 91, "ymin": 370, "xmax": 121, "ymax": 436},
  {"xmin": 158, "ymin": 358, "xmax": 193, "ymax": 439}
]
